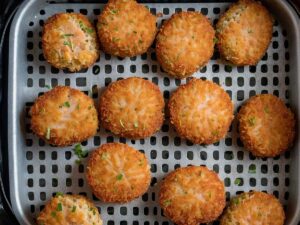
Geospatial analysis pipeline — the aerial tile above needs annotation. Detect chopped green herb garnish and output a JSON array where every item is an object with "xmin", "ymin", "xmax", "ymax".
[
  {"xmin": 71, "ymin": 205, "xmax": 76, "ymax": 212},
  {"xmin": 56, "ymin": 203, "xmax": 63, "ymax": 211},
  {"xmin": 112, "ymin": 37, "xmax": 120, "ymax": 42},
  {"xmin": 55, "ymin": 192, "xmax": 63, "ymax": 197},
  {"xmin": 61, "ymin": 33, "xmax": 74, "ymax": 37},
  {"xmin": 79, "ymin": 21, "xmax": 94, "ymax": 34},
  {"xmin": 94, "ymin": 67, "xmax": 100, "ymax": 74},
  {"xmin": 51, "ymin": 211, "xmax": 56, "ymax": 218},
  {"xmin": 163, "ymin": 199, "xmax": 172, "ymax": 206},
  {"xmin": 116, "ymin": 173, "xmax": 123, "ymax": 181},
  {"xmin": 73, "ymin": 144, "xmax": 88, "ymax": 164},
  {"xmin": 75, "ymin": 159, "xmax": 82, "ymax": 165},
  {"xmin": 232, "ymin": 197, "xmax": 240, "ymax": 205},
  {"xmin": 212, "ymin": 130, "xmax": 219, "ymax": 136},
  {"xmin": 213, "ymin": 37, "xmax": 218, "ymax": 44},
  {"xmin": 264, "ymin": 106, "xmax": 269, "ymax": 114},
  {"xmin": 63, "ymin": 101, "xmax": 70, "ymax": 107},
  {"xmin": 248, "ymin": 117, "xmax": 256, "ymax": 126},
  {"xmin": 145, "ymin": 5, "xmax": 150, "ymax": 10},
  {"xmin": 88, "ymin": 105, "xmax": 93, "ymax": 110},
  {"xmin": 119, "ymin": 119, "xmax": 125, "ymax": 128},
  {"xmin": 45, "ymin": 84, "xmax": 52, "ymax": 89},
  {"xmin": 138, "ymin": 39, "xmax": 143, "ymax": 44},
  {"xmin": 110, "ymin": 9, "xmax": 118, "ymax": 14},
  {"xmin": 46, "ymin": 128, "xmax": 51, "ymax": 140},
  {"xmin": 234, "ymin": 178, "xmax": 242, "ymax": 185},
  {"xmin": 248, "ymin": 164, "xmax": 256, "ymax": 174},
  {"xmin": 63, "ymin": 40, "xmax": 73, "ymax": 50}
]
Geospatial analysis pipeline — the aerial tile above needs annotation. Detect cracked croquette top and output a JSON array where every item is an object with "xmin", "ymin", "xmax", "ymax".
[
  {"xmin": 216, "ymin": 0, "xmax": 273, "ymax": 65},
  {"xmin": 42, "ymin": 13, "xmax": 99, "ymax": 72}
]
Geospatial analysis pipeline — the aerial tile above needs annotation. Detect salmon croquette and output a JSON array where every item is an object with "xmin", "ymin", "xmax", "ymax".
[
  {"xmin": 237, "ymin": 94, "xmax": 295, "ymax": 157},
  {"xmin": 37, "ymin": 194, "xmax": 102, "ymax": 225},
  {"xmin": 30, "ymin": 86, "xmax": 98, "ymax": 146},
  {"xmin": 86, "ymin": 143, "xmax": 151, "ymax": 203},
  {"xmin": 156, "ymin": 11, "xmax": 215, "ymax": 78},
  {"xmin": 159, "ymin": 166, "xmax": 226, "ymax": 225},
  {"xmin": 216, "ymin": 0, "xmax": 273, "ymax": 65},
  {"xmin": 97, "ymin": 0, "xmax": 157, "ymax": 57},
  {"xmin": 42, "ymin": 13, "xmax": 99, "ymax": 72},
  {"xmin": 221, "ymin": 191, "xmax": 285, "ymax": 225},
  {"xmin": 99, "ymin": 77, "xmax": 164, "ymax": 139},
  {"xmin": 169, "ymin": 78, "xmax": 234, "ymax": 145}
]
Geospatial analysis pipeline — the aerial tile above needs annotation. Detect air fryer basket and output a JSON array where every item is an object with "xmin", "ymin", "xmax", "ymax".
[{"xmin": 5, "ymin": 0, "xmax": 300, "ymax": 224}]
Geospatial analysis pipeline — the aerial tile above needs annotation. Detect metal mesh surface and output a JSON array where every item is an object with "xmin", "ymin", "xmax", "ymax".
[{"xmin": 12, "ymin": 1, "xmax": 293, "ymax": 224}]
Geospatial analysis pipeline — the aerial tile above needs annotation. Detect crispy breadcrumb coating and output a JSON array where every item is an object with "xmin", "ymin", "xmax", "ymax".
[
  {"xmin": 169, "ymin": 78, "xmax": 234, "ymax": 144},
  {"xmin": 159, "ymin": 166, "xmax": 225, "ymax": 225},
  {"xmin": 238, "ymin": 94, "xmax": 295, "ymax": 157},
  {"xmin": 99, "ymin": 77, "xmax": 164, "ymax": 139},
  {"xmin": 156, "ymin": 11, "xmax": 215, "ymax": 78},
  {"xmin": 97, "ymin": 0, "xmax": 157, "ymax": 57},
  {"xmin": 42, "ymin": 13, "xmax": 99, "ymax": 72},
  {"xmin": 30, "ymin": 86, "xmax": 98, "ymax": 146},
  {"xmin": 86, "ymin": 143, "xmax": 151, "ymax": 202},
  {"xmin": 216, "ymin": 0, "xmax": 273, "ymax": 65}
]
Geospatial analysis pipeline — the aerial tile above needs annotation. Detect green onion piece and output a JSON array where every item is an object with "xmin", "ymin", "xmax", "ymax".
[
  {"xmin": 116, "ymin": 173, "xmax": 123, "ymax": 181},
  {"xmin": 248, "ymin": 164, "xmax": 256, "ymax": 174},
  {"xmin": 248, "ymin": 117, "xmax": 256, "ymax": 126},
  {"xmin": 56, "ymin": 203, "xmax": 62, "ymax": 211},
  {"xmin": 55, "ymin": 192, "xmax": 63, "ymax": 197},
  {"xmin": 163, "ymin": 199, "xmax": 171, "ymax": 206},
  {"xmin": 213, "ymin": 37, "xmax": 218, "ymax": 44},
  {"xmin": 234, "ymin": 178, "xmax": 242, "ymax": 186},
  {"xmin": 51, "ymin": 211, "xmax": 56, "ymax": 218},
  {"xmin": 71, "ymin": 205, "xmax": 76, "ymax": 213}
]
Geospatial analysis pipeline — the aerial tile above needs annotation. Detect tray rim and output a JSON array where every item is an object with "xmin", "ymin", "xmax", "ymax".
[{"xmin": 7, "ymin": 0, "xmax": 300, "ymax": 224}]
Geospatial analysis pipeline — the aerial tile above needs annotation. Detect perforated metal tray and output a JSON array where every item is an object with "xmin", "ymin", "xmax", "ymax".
[{"xmin": 7, "ymin": 0, "xmax": 300, "ymax": 224}]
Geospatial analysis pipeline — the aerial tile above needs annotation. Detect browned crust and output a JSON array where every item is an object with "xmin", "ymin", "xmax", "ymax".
[
  {"xmin": 169, "ymin": 78, "xmax": 234, "ymax": 144},
  {"xmin": 99, "ymin": 77, "xmax": 164, "ymax": 139},
  {"xmin": 221, "ymin": 191, "xmax": 285, "ymax": 225},
  {"xmin": 37, "ymin": 194, "xmax": 102, "ymax": 225},
  {"xmin": 97, "ymin": 0, "xmax": 157, "ymax": 57},
  {"xmin": 156, "ymin": 11, "xmax": 215, "ymax": 78},
  {"xmin": 86, "ymin": 143, "xmax": 151, "ymax": 203},
  {"xmin": 216, "ymin": 0, "xmax": 274, "ymax": 65},
  {"xmin": 42, "ymin": 13, "xmax": 100, "ymax": 72},
  {"xmin": 159, "ymin": 166, "xmax": 226, "ymax": 225},
  {"xmin": 237, "ymin": 94, "xmax": 295, "ymax": 157},
  {"xmin": 30, "ymin": 86, "xmax": 98, "ymax": 146}
]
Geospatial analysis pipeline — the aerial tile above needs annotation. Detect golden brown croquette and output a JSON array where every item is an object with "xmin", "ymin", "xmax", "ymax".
[
  {"xmin": 221, "ymin": 191, "xmax": 285, "ymax": 225},
  {"xmin": 216, "ymin": 0, "xmax": 274, "ymax": 65},
  {"xmin": 42, "ymin": 13, "xmax": 99, "ymax": 72},
  {"xmin": 37, "ymin": 194, "xmax": 102, "ymax": 225},
  {"xmin": 159, "ymin": 166, "xmax": 226, "ymax": 225},
  {"xmin": 86, "ymin": 143, "xmax": 151, "ymax": 203},
  {"xmin": 156, "ymin": 11, "xmax": 215, "ymax": 78},
  {"xmin": 99, "ymin": 77, "xmax": 164, "ymax": 139},
  {"xmin": 30, "ymin": 86, "xmax": 98, "ymax": 146},
  {"xmin": 237, "ymin": 94, "xmax": 295, "ymax": 157},
  {"xmin": 169, "ymin": 78, "xmax": 234, "ymax": 145},
  {"xmin": 97, "ymin": 0, "xmax": 157, "ymax": 57}
]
